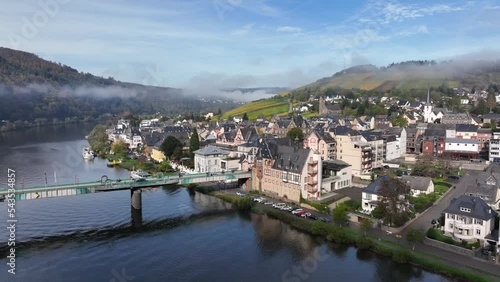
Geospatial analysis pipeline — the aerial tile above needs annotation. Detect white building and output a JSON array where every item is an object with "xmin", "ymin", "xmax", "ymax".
[
  {"xmin": 400, "ymin": 176, "xmax": 434, "ymax": 196},
  {"xmin": 193, "ymin": 145, "xmax": 230, "ymax": 173},
  {"xmin": 443, "ymin": 195, "xmax": 497, "ymax": 247},
  {"xmin": 321, "ymin": 160, "xmax": 352, "ymax": 192},
  {"xmin": 361, "ymin": 175, "xmax": 390, "ymax": 213},
  {"xmin": 489, "ymin": 132, "xmax": 500, "ymax": 163}
]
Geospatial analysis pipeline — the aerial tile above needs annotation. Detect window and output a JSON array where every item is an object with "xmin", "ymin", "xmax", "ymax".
[
  {"xmin": 476, "ymin": 229, "xmax": 481, "ymax": 235},
  {"xmin": 460, "ymin": 207, "xmax": 471, "ymax": 213},
  {"xmin": 449, "ymin": 223, "xmax": 453, "ymax": 229}
]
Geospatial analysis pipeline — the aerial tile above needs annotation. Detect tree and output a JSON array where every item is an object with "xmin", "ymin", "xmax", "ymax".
[
  {"xmin": 111, "ymin": 140, "xmax": 127, "ymax": 157},
  {"xmin": 360, "ymin": 218, "xmax": 373, "ymax": 235},
  {"xmin": 242, "ymin": 112, "xmax": 249, "ymax": 121},
  {"xmin": 157, "ymin": 160, "xmax": 173, "ymax": 172},
  {"xmin": 473, "ymin": 98, "xmax": 488, "ymax": 115},
  {"xmin": 377, "ymin": 177, "xmax": 412, "ymax": 227},
  {"xmin": 390, "ymin": 115, "xmax": 408, "ymax": 127},
  {"xmin": 286, "ymin": 127, "xmax": 304, "ymax": 142},
  {"xmin": 332, "ymin": 205, "xmax": 348, "ymax": 227},
  {"xmin": 487, "ymin": 93, "xmax": 497, "ymax": 113},
  {"xmin": 406, "ymin": 229, "xmax": 425, "ymax": 250},
  {"xmin": 189, "ymin": 128, "xmax": 200, "ymax": 154},
  {"xmin": 160, "ymin": 136, "xmax": 183, "ymax": 158}
]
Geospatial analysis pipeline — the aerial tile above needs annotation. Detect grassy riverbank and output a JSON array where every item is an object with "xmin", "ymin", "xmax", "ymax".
[{"xmin": 189, "ymin": 184, "xmax": 497, "ymax": 282}]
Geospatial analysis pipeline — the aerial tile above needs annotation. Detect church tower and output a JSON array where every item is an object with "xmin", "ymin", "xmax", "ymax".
[{"xmin": 423, "ymin": 87, "xmax": 433, "ymax": 123}]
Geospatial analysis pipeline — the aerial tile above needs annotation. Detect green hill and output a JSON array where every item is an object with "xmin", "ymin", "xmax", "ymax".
[{"xmin": 303, "ymin": 60, "xmax": 500, "ymax": 91}]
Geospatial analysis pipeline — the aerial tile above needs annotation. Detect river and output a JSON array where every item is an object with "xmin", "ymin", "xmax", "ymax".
[{"xmin": 0, "ymin": 124, "xmax": 450, "ymax": 281}]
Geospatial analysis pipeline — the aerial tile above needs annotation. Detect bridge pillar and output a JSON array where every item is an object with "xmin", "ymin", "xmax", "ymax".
[
  {"xmin": 131, "ymin": 188, "xmax": 142, "ymax": 210},
  {"xmin": 131, "ymin": 188, "xmax": 142, "ymax": 228}
]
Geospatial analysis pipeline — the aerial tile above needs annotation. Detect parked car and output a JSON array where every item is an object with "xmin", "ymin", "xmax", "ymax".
[
  {"xmin": 301, "ymin": 212, "xmax": 311, "ymax": 218},
  {"xmin": 319, "ymin": 217, "xmax": 330, "ymax": 223},
  {"xmin": 273, "ymin": 203, "xmax": 286, "ymax": 209},
  {"xmin": 307, "ymin": 214, "xmax": 318, "ymax": 220},
  {"xmin": 295, "ymin": 211, "xmax": 307, "ymax": 217},
  {"xmin": 281, "ymin": 206, "xmax": 293, "ymax": 211},
  {"xmin": 254, "ymin": 197, "xmax": 265, "ymax": 203},
  {"xmin": 263, "ymin": 200, "xmax": 274, "ymax": 205},
  {"xmin": 236, "ymin": 192, "xmax": 246, "ymax": 197},
  {"xmin": 291, "ymin": 209, "xmax": 303, "ymax": 215}
]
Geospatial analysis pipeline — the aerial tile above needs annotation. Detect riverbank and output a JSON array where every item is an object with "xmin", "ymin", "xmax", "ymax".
[{"xmin": 188, "ymin": 184, "xmax": 499, "ymax": 282}]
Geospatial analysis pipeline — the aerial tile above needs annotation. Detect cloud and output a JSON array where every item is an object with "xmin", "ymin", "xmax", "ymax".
[
  {"xmin": 231, "ymin": 24, "xmax": 254, "ymax": 36},
  {"xmin": 277, "ymin": 26, "xmax": 302, "ymax": 33}
]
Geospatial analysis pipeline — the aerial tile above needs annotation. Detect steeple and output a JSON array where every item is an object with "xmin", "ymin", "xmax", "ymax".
[{"xmin": 426, "ymin": 87, "xmax": 431, "ymax": 105}]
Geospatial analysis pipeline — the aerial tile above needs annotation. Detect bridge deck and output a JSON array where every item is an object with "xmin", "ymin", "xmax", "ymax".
[{"xmin": 0, "ymin": 171, "xmax": 251, "ymax": 200}]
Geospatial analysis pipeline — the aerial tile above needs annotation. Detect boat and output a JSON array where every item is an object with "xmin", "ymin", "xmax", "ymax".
[
  {"xmin": 130, "ymin": 169, "xmax": 150, "ymax": 180},
  {"xmin": 82, "ymin": 147, "xmax": 95, "ymax": 160},
  {"xmin": 107, "ymin": 159, "xmax": 122, "ymax": 167}
]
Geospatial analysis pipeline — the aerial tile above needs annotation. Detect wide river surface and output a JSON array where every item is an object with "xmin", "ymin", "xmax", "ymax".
[{"xmin": 0, "ymin": 123, "xmax": 450, "ymax": 281}]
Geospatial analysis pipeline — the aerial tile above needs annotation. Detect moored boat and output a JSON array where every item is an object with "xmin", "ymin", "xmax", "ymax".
[
  {"xmin": 130, "ymin": 169, "xmax": 150, "ymax": 180},
  {"xmin": 82, "ymin": 147, "xmax": 95, "ymax": 160}
]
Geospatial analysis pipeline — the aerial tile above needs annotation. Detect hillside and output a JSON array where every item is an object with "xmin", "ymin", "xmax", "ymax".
[
  {"xmin": 0, "ymin": 47, "xmax": 241, "ymax": 122},
  {"xmin": 221, "ymin": 97, "xmax": 290, "ymax": 120},
  {"xmin": 303, "ymin": 60, "xmax": 500, "ymax": 91}
]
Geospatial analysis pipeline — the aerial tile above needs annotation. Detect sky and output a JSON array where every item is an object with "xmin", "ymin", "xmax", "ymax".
[{"xmin": 1, "ymin": 0, "xmax": 500, "ymax": 89}]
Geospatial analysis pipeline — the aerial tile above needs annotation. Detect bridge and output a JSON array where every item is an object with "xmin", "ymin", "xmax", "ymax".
[
  {"xmin": 0, "ymin": 170, "xmax": 252, "ymax": 201},
  {"xmin": 0, "ymin": 170, "xmax": 251, "ymax": 227}
]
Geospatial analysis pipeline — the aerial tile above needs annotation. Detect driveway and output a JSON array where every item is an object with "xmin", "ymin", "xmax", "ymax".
[{"xmin": 402, "ymin": 170, "xmax": 480, "ymax": 233}]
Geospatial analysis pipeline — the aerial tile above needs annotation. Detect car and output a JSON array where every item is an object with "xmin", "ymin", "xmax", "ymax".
[
  {"xmin": 263, "ymin": 200, "xmax": 274, "ymax": 205},
  {"xmin": 319, "ymin": 217, "xmax": 330, "ymax": 223},
  {"xmin": 431, "ymin": 219, "xmax": 438, "ymax": 225},
  {"xmin": 254, "ymin": 197, "xmax": 265, "ymax": 203},
  {"xmin": 291, "ymin": 209, "xmax": 303, "ymax": 215},
  {"xmin": 307, "ymin": 214, "xmax": 318, "ymax": 220},
  {"xmin": 301, "ymin": 212, "xmax": 311, "ymax": 218},
  {"xmin": 448, "ymin": 175, "xmax": 460, "ymax": 180},
  {"xmin": 273, "ymin": 203, "xmax": 286, "ymax": 209},
  {"xmin": 236, "ymin": 192, "xmax": 247, "ymax": 197},
  {"xmin": 281, "ymin": 206, "xmax": 293, "ymax": 211},
  {"xmin": 295, "ymin": 211, "xmax": 307, "ymax": 217}
]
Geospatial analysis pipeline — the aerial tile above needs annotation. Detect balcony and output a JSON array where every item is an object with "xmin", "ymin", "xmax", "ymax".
[
  {"xmin": 306, "ymin": 184, "xmax": 318, "ymax": 192},
  {"xmin": 308, "ymin": 167, "xmax": 318, "ymax": 174},
  {"xmin": 308, "ymin": 159, "xmax": 318, "ymax": 165},
  {"xmin": 307, "ymin": 178, "xmax": 318, "ymax": 186}
]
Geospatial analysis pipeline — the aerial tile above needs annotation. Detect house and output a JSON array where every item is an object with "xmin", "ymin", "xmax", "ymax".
[
  {"xmin": 406, "ymin": 127, "xmax": 419, "ymax": 154},
  {"xmin": 490, "ymin": 132, "xmax": 500, "ymax": 163},
  {"xmin": 477, "ymin": 128, "xmax": 492, "ymax": 158},
  {"xmin": 304, "ymin": 130, "xmax": 337, "ymax": 161},
  {"xmin": 455, "ymin": 124, "xmax": 478, "ymax": 139},
  {"xmin": 400, "ymin": 176, "xmax": 434, "ymax": 196},
  {"xmin": 361, "ymin": 175, "xmax": 389, "ymax": 213},
  {"xmin": 361, "ymin": 175, "xmax": 412, "ymax": 214},
  {"xmin": 443, "ymin": 195, "xmax": 497, "ymax": 247},
  {"xmin": 318, "ymin": 96, "xmax": 342, "ymax": 115},
  {"xmin": 483, "ymin": 113, "xmax": 500, "ymax": 126},
  {"xmin": 151, "ymin": 145, "xmax": 166, "ymax": 162},
  {"xmin": 444, "ymin": 138, "xmax": 479, "ymax": 160},
  {"xmin": 193, "ymin": 145, "xmax": 230, "ymax": 173},
  {"xmin": 321, "ymin": 160, "xmax": 352, "ymax": 192},
  {"xmin": 386, "ymin": 127, "xmax": 407, "ymax": 159},
  {"xmin": 442, "ymin": 112, "xmax": 473, "ymax": 125},
  {"xmin": 421, "ymin": 128, "xmax": 446, "ymax": 157},
  {"xmin": 333, "ymin": 127, "xmax": 373, "ymax": 178},
  {"xmin": 465, "ymin": 168, "xmax": 500, "ymax": 209},
  {"xmin": 252, "ymin": 138, "xmax": 322, "ymax": 202},
  {"xmin": 397, "ymin": 100, "xmax": 410, "ymax": 109}
]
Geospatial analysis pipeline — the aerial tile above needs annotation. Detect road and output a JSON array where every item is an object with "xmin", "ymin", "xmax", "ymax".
[{"xmin": 403, "ymin": 170, "xmax": 480, "ymax": 233}]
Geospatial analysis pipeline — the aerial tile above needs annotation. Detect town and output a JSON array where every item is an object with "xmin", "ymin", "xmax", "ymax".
[{"xmin": 93, "ymin": 86, "xmax": 500, "ymax": 267}]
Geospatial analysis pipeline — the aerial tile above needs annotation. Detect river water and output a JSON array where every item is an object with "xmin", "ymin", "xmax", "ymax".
[{"xmin": 0, "ymin": 124, "xmax": 450, "ymax": 281}]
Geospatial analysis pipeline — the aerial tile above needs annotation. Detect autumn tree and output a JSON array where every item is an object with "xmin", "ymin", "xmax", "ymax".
[
  {"xmin": 377, "ymin": 177, "xmax": 412, "ymax": 227},
  {"xmin": 487, "ymin": 93, "xmax": 497, "ymax": 113},
  {"xmin": 111, "ymin": 140, "xmax": 127, "ymax": 157}
]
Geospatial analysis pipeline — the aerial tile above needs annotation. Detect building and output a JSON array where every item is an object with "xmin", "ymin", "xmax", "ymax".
[
  {"xmin": 406, "ymin": 127, "xmax": 419, "ymax": 154},
  {"xmin": 321, "ymin": 160, "xmax": 352, "ymax": 192},
  {"xmin": 334, "ymin": 127, "xmax": 372, "ymax": 178},
  {"xmin": 455, "ymin": 124, "xmax": 478, "ymax": 139},
  {"xmin": 361, "ymin": 175, "xmax": 389, "ymax": 213},
  {"xmin": 386, "ymin": 127, "xmax": 407, "ymax": 158},
  {"xmin": 465, "ymin": 169, "xmax": 500, "ymax": 209},
  {"xmin": 441, "ymin": 113, "xmax": 473, "ymax": 125},
  {"xmin": 303, "ymin": 130, "xmax": 337, "ymax": 161},
  {"xmin": 477, "ymin": 128, "xmax": 492, "ymax": 159},
  {"xmin": 443, "ymin": 195, "xmax": 497, "ymax": 247},
  {"xmin": 193, "ymin": 145, "xmax": 230, "ymax": 173},
  {"xmin": 443, "ymin": 138, "xmax": 479, "ymax": 160},
  {"xmin": 421, "ymin": 128, "xmax": 446, "ymax": 157},
  {"xmin": 400, "ymin": 176, "xmax": 434, "ymax": 196},
  {"xmin": 490, "ymin": 132, "xmax": 500, "ymax": 163},
  {"xmin": 252, "ymin": 139, "xmax": 322, "ymax": 202}
]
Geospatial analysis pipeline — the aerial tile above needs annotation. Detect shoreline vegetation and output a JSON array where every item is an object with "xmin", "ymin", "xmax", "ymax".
[
  {"xmin": 0, "ymin": 116, "xmax": 108, "ymax": 133},
  {"xmin": 187, "ymin": 183, "xmax": 498, "ymax": 282}
]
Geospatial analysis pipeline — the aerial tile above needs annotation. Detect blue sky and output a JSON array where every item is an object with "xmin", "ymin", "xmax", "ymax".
[{"xmin": 1, "ymin": 0, "xmax": 500, "ymax": 89}]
